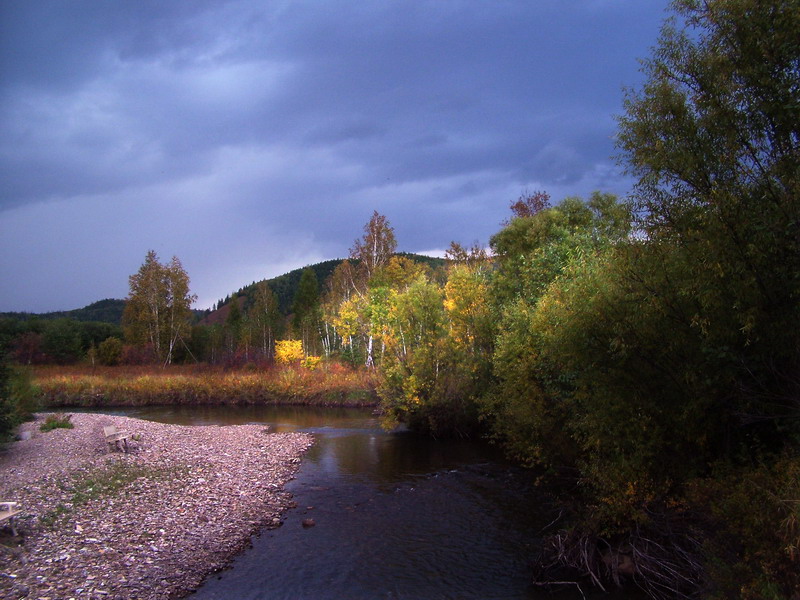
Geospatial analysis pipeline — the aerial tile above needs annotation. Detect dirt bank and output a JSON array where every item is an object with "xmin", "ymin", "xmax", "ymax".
[{"xmin": 0, "ymin": 413, "xmax": 313, "ymax": 599}]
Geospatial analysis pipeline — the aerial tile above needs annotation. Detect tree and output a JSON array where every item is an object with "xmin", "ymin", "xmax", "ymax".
[
  {"xmin": 320, "ymin": 260, "xmax": 358, "ymax": 359},
  {"xmin": 505, "ymin": 190, "xmax": 551, "ymax": 223},
  {"xmin": 42, "ymin": 319, "xmax": 82, "ymax": 364},
  {"xmin": 124, "ymin": 250, "xmax": 163, "ymax": 358},
  {"xmin": 291, "ymin": 268, "xmax": 321, "ymax": 355},
  {"xmin": 343, "ymin": 211, "xmax": 399, "ymax": 365},
  {"xmin": 13, "ymin": 331, "xmax": 44, "ymax": 365},
  {"xmin": 377, "ymin": 277, "xmax": 448, "ymax": 430},
  {"xmin": 490, "ymin": 194, "xmax": 629, "ymax": 308},
  {"xmin": 251, "ymin": 282, "xmax": 282, "ymax": 360},
  {"xmin": 443, "ymin": 264, "xmax": 493, "ymax": 359},
  {"xmin": 485, "ymin": 194, "xmax": 632, "ymax": 467},
  {"xmin": 373, "ymin": 255, "xmax": 431, "ymax": 290},
  {"xmin": 350, "ymin": 211, "xmax": 397, "ymax": 283},
  {"xmin": 187, "ymin": 324, "xmax": 213, "ymax": 363},
  {"xmin": 162, "ymin": 256, "xmax": 195, "ymax": 364},
  {"xmin": 444, "ymin": 241, "xmax": 489, "ymax": 270},
  {"xmin": 223, "ymin": 295, "xmax": 243, "ymax": 361},
  {"xmin": 617, "ymin": 0, "xmax": 800, "ymax": 451},
  {"xmin": 97, "ymin": 336, "xmax": 123, "ymax": 366},
  {"xmin": 123, "ymin": 250, "xmax": 197, "ymax": 365},
  {"xmin": 511, "ymin": 3, "xmax": 800, "ymax": 594}
]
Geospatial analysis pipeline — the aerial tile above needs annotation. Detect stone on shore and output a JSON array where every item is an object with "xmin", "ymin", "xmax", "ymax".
[{"xmin": 0, "ymin": 412, "xmax": 313, "ymax": 600}]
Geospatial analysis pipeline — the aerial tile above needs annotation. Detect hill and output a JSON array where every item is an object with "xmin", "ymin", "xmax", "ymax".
[
  {"xmin": 2, "ymin": 254, "xmax": 446, "ymax": 328},
  {"xmin": 254, "ymin": 258, "xmax": 345, "ymax": 314},
  {"xmin": 0, "ymin": 298, "xmax": 128, "ymax": 325},
  {"xmin": 202, "ymin": 253, "xmax": 445, "ymax": 325}
]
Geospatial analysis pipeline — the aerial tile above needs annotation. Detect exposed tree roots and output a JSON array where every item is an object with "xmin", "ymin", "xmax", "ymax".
[{"xmin": 533, "ymin": 511, "xmax": 707, "ymax": 599}]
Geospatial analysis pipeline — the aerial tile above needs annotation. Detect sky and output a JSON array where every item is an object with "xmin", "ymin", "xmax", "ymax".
[{"xmin": 0, "ymin": 1, "xmax": 669, "ymax": 313}]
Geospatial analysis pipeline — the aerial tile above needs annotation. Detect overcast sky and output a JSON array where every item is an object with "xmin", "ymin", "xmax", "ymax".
[{"xmin": 0, "ymin": 1, "xmax": 668, "ymax": 313}]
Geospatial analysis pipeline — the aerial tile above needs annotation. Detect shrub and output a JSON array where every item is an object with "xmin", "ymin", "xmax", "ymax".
[
  {"xmin": 31, "ymin": 363, "xmax": 379, "ymax": 408},
  {"xmin": 0, "ymin": 362, "xmax": 40, "ymax": 440},
  {"xmin": 40, "ymin": 413, "xmax": 74, "ymax": 432},
  {"xmin": 301, "ymin": 355, "xmax": 322, "ymax": 370},
  {"xmin": 684, "ymin": 458, "xmax": 800, "ymax": 599},
  {"xmin": 275, "ymin": 340, "xmax": 304, "ymax": 364},
  {"xmin": 97, "ymin": 337, "xmax": 123, "ymax": 366},
  {"xmin": 121, "ymin": 343, "xmax": 156, "ymax": 365},
  {"xmin": 0, "ymin": 358, "xmax": 12, "ymax": 439}
]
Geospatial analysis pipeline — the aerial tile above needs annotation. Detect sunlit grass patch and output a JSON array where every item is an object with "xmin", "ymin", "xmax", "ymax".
[{"xmin": 32, "ymin": 363, "xmax": 379, "ymax": 408}]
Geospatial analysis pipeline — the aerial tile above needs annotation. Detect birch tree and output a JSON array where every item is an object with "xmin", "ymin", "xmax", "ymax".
[
  {"xmin": 350, "ymin": 211, "xmax": 397, "ymax": 284},
  {"xmin": 123, "ymin": 250, "xmax": 196, "ymax": 365},
  {"xmin": 347, "ymin": 211, "xmax": 397, "ymax": 365},
  {"xmin": 251, "ymin": 281, "xmax": 281, "ymax": 360}
]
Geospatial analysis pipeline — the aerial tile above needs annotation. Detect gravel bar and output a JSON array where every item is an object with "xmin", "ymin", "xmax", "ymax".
[{"xmin": 0, "ymin": 413, "xmax": 314, "ymax": 599}]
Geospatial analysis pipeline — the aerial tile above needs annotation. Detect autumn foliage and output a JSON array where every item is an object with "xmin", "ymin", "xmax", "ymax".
[
  {"xmin": 274, "ymin": 340, "xmax": 304, "ymax": 365},
  {"xmin": 32, "ymin": 364, "xmax": 377, "ymax": 408}
]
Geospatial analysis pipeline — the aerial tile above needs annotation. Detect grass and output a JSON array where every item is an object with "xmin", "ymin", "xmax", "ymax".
[
  {"xmin": 41, "ymin": 461, "xmax": 182, "ymax": 527},
  {"xmin": 31, "ymin": 363, "xmax": 379, "ymax": 409},
  {"xmin": 39, "ymin": 413, "xmax": 74, "ymax": 432}
]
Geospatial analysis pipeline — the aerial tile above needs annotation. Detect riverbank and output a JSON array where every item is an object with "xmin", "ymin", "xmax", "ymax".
[
  {"xmin": 0, "ymin": 413, "xmax": 313, "ymax": 599},
  {"xmin": 32, "ymin": 364, "xmax": 379, "ymax": 408}
]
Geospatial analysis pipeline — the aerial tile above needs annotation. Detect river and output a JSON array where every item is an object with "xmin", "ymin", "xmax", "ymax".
[{"xmin": 100, "ymin": 405, "xmax": 628, "ymax": 599}]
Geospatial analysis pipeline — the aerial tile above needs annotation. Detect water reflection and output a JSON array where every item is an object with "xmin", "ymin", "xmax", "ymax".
[
  {"xmin": 108, "ymin": 404, "xmax": 372, "ymax": 430},
  {"xmin": 95, "ymin": 406, "xmax": 628, "ymax": 599}
]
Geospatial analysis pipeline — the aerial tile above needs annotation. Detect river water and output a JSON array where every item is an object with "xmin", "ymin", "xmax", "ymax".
[{"xmin": 102, "ymin": 405, "xmax": 621, "ymax": 600}]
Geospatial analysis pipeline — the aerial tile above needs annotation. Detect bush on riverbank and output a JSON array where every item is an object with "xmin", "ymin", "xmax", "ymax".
[
  {"xmin": 0, "ymin": 360, "xmax": 39, "ymax": 440},
  {"xmin": 32, "ymin": 363, "xmax": 378, "ymax": 408}
]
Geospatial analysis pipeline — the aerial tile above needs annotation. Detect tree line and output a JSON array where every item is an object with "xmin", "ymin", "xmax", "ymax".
[
  {"xmin": 0, "ymin": 0, "xmax": 796, "ymax": 594},
  {"xmin": 0, "ymin": 318, "xmax": 122, "ymax": 365}
]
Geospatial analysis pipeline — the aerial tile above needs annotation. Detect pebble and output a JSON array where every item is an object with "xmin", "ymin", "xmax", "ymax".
[{"xmin": 0, "ymin": 412, "xmax": 313, "ymax": 600}]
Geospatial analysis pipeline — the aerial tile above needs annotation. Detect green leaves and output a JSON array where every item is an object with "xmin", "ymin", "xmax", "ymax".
[
  {"xmin": 617, "ymin": 0, "xmax": 800, "ymax": 454},
  {"xmin": 122, "ymin": 250, "xmax": 196, "ymax": 365}
]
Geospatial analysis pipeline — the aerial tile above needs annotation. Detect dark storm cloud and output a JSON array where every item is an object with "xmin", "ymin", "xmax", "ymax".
[{"xmin": 0, "ymin": 0, "xmax": 668, "ymax": 312}]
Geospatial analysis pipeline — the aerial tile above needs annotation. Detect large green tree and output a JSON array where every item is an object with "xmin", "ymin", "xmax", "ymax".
[
  {"xmin": 41, "ymin": 319, "xmax": 83, "ymax": 364},
  {"xmin": 484, "ymin": 194, "xmax": 632, "ymax": 467},
  {"xmin": 123, "ymin": 250, "xmax": 197, "ymax": 365},
  {"xmin": 515, "ymin": 1, "xmax": 800, "ymax": 594},
  {"xmin": 617, "ymin": 0, "xmax": 800, "ymax": 452}
]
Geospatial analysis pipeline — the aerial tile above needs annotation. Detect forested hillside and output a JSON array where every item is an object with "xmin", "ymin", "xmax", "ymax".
[
  {"xmin": 0, "ymin": 299, "xmax": 127, "ymax": 325},
  {"xmin": 204, "ymin": 253, "xmax": 445, "ymax": 320},
  {"xmin": 0, "ymin": 252, "xmax": 444, "ymax": 367}
]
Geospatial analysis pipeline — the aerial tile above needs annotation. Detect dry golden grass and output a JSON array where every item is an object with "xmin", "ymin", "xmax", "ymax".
[{"xmin": 32, "ymin": 363, "xmax": 378, "ymax": 408}]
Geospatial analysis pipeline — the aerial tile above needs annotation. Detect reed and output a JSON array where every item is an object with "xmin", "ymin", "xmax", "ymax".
[{"xmin": 32, "ymin": 363, "xmax": 379, "ymax": 408}]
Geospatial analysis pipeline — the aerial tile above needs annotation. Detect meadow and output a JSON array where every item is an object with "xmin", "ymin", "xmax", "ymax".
[{"xmin": 32, "ymin": 363, "xmax": 379, "ymax": 408}]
